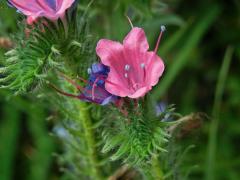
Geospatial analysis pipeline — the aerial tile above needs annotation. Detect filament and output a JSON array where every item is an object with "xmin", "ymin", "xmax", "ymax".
[
  {"xmin": 154, "ymin": 25, "xmax": 166, "ymax": 53},
  {"xmin": 48, "ymin": 83, "xmax": 80, "ymax": 99},
  {"xmin": 125, "ymin": 15, "xmax": 134, "ymax": 29}
]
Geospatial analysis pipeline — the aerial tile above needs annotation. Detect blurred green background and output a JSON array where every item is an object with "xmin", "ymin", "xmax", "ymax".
[{"xmin": 0, "ymin": 0, "xmax": 239, "ymax": 179}]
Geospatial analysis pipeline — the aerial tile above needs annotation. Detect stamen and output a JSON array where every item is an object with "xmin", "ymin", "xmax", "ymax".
[
  {"xmin": 125, "ymin": 64, "xmax": 130, "ymax": 71},
  {"xmin": 48, "ymin": 82, "xmax": 80, "ymax": 99},
  {"xmin": 91, "ymin": 78, "xmax": 99, "ymax": 100},
  {"xmin": 140, "ymin": 63, "xmax": 145, "ymax": 69},
  {"xmin": 87, "ymin": 68, "xmax": 92, "ymax": 74},
  {"xmin": 154, "ymin": 25, "xmax": 166, "ymax": 53},
  {"xmin": 125, "ymin": 15, "xmax": 134, "ymax": 29},
  {"xmin": 124, "ymin": 73, "xmax": 128, "ymax": 78},
  {"xmin": 78, "ymin": 76, "xmax": 88, "ymax": 84},
  {"xmin": 88, "ymin": 77, "xmax": 114, "ymax": 99},
  {"xmin": 58, "ymin": 72, "xmax": 84, "ymax": 92}
]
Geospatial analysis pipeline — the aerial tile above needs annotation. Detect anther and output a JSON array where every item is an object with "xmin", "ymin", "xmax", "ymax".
[
  {"xmin": 87, "ymin": 68, "xmax": 92, "ymax": 74},
  {"xmin": 125, "ymin": 64, "xmax": 130, "ymax": 71},
  {"xmin": 161, "ymin": 25, "xmax": 166, "ymax": 32},
  {"xmin": 140, "ymin": 63, "xmax": 145, "ymax": 69},
  {"xmin": 124, "ymin": 73, "xmax": 128, "ymax": 78}
]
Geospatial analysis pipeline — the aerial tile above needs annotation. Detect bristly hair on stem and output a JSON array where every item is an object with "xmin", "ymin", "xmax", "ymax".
[
  {"xmin": 0, "ymin": 4, "xmax": 94, "ymax": 94},
  {"xmin": 101, "ymin": 98, "xmax": 176, "ymax": 169}
]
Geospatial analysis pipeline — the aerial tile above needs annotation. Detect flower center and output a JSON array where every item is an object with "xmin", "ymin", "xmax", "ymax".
[{"xmin": 123, "ymin": 63, "xmax": 147, "ymax": 92}]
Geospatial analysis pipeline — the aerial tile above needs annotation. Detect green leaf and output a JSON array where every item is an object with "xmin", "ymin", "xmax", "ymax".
[
  {"xmin": 111, "ymin": 141, "xmax": 130, "ymax": 161},
  {"xmin": 102, "ymin": 134, "xmax": 124, "ymax": 153}
]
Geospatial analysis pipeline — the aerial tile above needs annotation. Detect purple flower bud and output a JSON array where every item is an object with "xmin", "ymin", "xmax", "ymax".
[{"xmin": 155, "ymin": 102, "xmax": 172, "ymax": 122}]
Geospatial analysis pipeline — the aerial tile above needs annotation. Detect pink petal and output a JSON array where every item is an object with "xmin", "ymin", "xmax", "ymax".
[
  {"xmin": 105, "ymin": 80, "xmax": 131, "ymax": 97},
  {"xmin": 145, "ymin": 52, "xmax": 165, "ymax": 87},
  {"xmin": 96, "ymin": 39, "xmax": 131, "ymax": 96},
  {"xmin": 122, "ymin": 28, "xmax": 150, "ymax": 85},
  {"xmin": 123, "ymin": 27, "xmax": 149, "ymax": 52},
  {"xmin": 56, "ymin": 0, "xmax": 63, "ymax": 10},
  {"xmin": 96, "ymin": 39, "xmax": 126, "ymax": 78},
  {"xmin": 57, "ymin": 0, "xmax": 75, "ymax": 15},
  {"xmin": 9, "ymin": 0, "xmax": 75, "ymax": 23},
  {"xmin": 44, "ymin": 0, "xmax": 57, "ymax": 11},
  {"xmin": 122, "ymin": 49, "xmax": 146, "ymax": 86},
  {"xmin": 96, "ymin": 39, "xmax": 123, "ymax": 66},
  {"xmin": 128, "ymin": 86, "xmax": 149, "ymax": 98},
  {"xmin": 36, "ymin": 0, "xmax": 55, "ymax": 12},
  {"xmin": 9, "ymin": 0, "xmax": 42, "ymax": 15}
]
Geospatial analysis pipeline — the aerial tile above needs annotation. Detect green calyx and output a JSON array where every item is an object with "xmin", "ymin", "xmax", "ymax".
[{"xmin": 102, "ymin": 100, "xmax": 174, "ymax": 167}]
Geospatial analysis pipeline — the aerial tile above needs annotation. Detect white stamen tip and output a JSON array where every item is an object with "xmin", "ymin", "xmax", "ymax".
[
  {"xmin": 161, "ymin": 25, "xmax": 166, "ymax": 32},
  {"xmin": 140, "ymin": 63, "xmax": 145, "ymax": 68},
  {"xmin": 124, "ymin": 73, "xmax": 128, "ymax": 78},
  {"xmin": 124, "ymin": 64, "xmax": 130, "ymax": 71},
  {"xmin": 87, "ymin": 68, "xmax": 92, "ymax": 74}
]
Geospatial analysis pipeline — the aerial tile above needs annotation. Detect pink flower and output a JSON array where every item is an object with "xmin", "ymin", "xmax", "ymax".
[
  {"xmin": 8, "ymin": 0, "xmax": 75, "ymax": 24},
  {"xmin": 96, "ymin": 26, "xmax": 165, "ymax": 98}
]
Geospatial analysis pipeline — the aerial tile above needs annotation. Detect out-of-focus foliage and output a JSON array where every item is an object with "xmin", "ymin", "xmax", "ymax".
[
  {"xmin": 0, "ymin": 0, "xmax": 240, "ymax": 179},
  {"xmin": 0, "ymin": 2, "xmax": 57, "ymax": 180}
]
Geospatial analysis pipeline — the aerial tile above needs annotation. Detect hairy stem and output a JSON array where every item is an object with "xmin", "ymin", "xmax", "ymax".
[
  {"xmin": 152, "ymin": 156, "xmax": 164, "ymax": 180},
  {"xmin": 78, "ymin": 102, "xmax": 103, "ymax": 180}
]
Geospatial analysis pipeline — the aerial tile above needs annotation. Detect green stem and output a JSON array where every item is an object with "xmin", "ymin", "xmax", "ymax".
[
  {"xmin": 78, "ymin": 102, "xmax": 104, "ymax": 180},
  {"xmin": 0, "ymin": 102, "xmax": 20, "ymax": 180},
  {"xmin": 206, "ymin": 46, "xmax": 234, "ymax": 180},
  {"xmin": 152, "ymin": 156, "xmax": 164, "ymax": 180}
]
